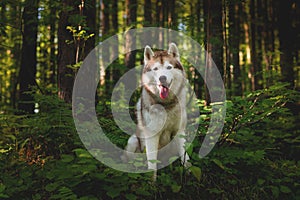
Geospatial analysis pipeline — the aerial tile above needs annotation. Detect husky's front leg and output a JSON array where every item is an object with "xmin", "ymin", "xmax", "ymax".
[
  {"xmin": 145, "ymin": 134, "xmax": 160, "ymax": 180},
  {"xmin": 121, "ymin": 135, "xmax": 141, "ymax": 162}
]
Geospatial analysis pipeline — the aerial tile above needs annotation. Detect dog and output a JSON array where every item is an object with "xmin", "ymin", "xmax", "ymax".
[{"xmin": 122, "ymin": 43, "xmax": 190, "ymax": 180}]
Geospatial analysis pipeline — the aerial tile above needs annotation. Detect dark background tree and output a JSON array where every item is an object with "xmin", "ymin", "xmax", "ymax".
[
  {"xmin": 204, "ymin": 0, "xmax": 224, "ymax": 104},
  {"xmin": 124, "ymin": 0, "xmax": 137, "ymax": 92},
  {"xmin": 18, "ymin": 0, "xmax": 39, "ymax": 113},
  {"xmin": 57, "ymin": 0, "xmax": 78, "ymax": 103},
  {"xmin": 277, "ymin": 0, "xmax": 296, "ymax": 88}
]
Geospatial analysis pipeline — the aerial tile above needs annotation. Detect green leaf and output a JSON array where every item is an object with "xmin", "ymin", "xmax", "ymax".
[
  {"xmin": 0, "ymin": 183, "xmax": 6, "ymax": 193},
  {"xmin": 257, "ymin": 179, "xmax": 265, "ymax": 185},
  {"xmin": 280, "ymin": 185, "xmax": 291, "ymax": 193},
  {"xmin": 133, "ymin": 161, "xmax": 145, "ymax": 168},
  {"xmin": 125, "ymin": 193, "xmax": 137, "ymax": 200},
  {"xmin": 73, "ymin": 148, "xmax": 92, "ymax": 158},
  {"xmin": 208, "ymin": 188, "xmax": 223, "ymax": 194},
  {"xmin": 212, "ymin": 159, "xmax": 225, "ymax": 170},
  {"xmin": 189, "ymin": 166, "xmax": 202, "ymax": 181},
  {"xmin": 32, "ymin": 193, "xmax": 42, "ymax": 200},
  {"xmin": 270, "ymin": 186, "xmax": 279, "ymax": 198},
  {"xmin": 168, "ymin": 156, "xmax": 179, "ymax": 163},
  {"xmin": 148, "ymin": 159, "xmax": 161, "ymax": 164},
  {"xmin": 171, "ymin": 184, "xmax": 182, "ymax": 193},
  {"xmin": 0, "ymin": 194, "xmax": 9, "ymax": 199},
  {"xmin": 45, "ymin": 182, "xmax": 59, "ymax": 192},
  {"xmin": 106, "ymin": 188, "xmax": 122, "ymax": 199},
  {"xmin": 20, "ymin": 169, "xmax": 32, "ymax": 179},
  {"xmin": 60, "ymin": 154, "xmax": 74, "ymax": 163}
]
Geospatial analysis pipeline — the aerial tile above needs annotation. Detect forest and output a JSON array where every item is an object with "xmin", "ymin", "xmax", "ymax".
[{"xmin": 0, "ymin": 0, "xmax": 299, "ymax": 199}]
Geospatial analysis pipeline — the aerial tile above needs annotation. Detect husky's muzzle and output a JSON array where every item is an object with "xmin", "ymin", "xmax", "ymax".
[{"xmin": 158, "ymin": 75, "xmax": 172, "ymax": 99}]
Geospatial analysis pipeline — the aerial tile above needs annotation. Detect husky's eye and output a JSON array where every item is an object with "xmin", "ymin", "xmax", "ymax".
[
  {"xmin": 167, "ymin": 65, "xmax": 172, "ymax": 70},
  {"xmin": 153, "ymin": 67, "xmax": 158, "ymax": 71}
]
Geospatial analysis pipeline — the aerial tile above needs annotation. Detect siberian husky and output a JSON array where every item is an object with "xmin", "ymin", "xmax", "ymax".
[{"xmin": 122, "ymin": 43, "xmax": 190, "ymax": 180}]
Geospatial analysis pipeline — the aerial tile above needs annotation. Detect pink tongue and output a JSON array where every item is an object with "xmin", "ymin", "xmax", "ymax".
[{"xmin": 159, "ymin": 86, "xmax": 169, "ymax": 99}]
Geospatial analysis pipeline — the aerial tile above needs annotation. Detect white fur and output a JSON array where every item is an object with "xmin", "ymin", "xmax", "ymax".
[{"xmin": 123, "ymin": 43, "xmax": 190, "ymax": 180}]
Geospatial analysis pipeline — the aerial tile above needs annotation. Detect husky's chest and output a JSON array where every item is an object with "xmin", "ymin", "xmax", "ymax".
[{"xmin": 139, "ymin": 101, "xmax": 183, "ymax": 147}]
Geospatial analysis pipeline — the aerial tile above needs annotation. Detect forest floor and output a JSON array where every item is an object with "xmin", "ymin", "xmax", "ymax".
[{"xmin": 0, "ymin": 85, "xmax": 299, "ymax": 199}]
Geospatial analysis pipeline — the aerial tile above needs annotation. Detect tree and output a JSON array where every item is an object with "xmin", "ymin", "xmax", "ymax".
[
  {"xmin": 262, "ymin": 0, "xmax": 275, "ymax": 87},
  {"xmin": 83, "ymin": 0, "xmax": 96, "ymax": 57},
  {"xmin": 57, "ymin": 0, "xmax": 77, "ymax": 103},
  {"xmin": 228, "ymin": 1, "xmax": 242, "ymax": 96},
  {"xmin": 18, "ymin": 0, "xmax": 39, "ymax": 113},
  {"xmin": 277, "ymin": 0, "xmax": 295, "ymax": 88},
  {"xmin": 101, "ymin": 0, "xmax": 112, "ymax": 96},
  {"xmin": 111, "ymin": 0, "xmax": 121, "ymax": 85},
  {"xmin": 249, "ymin": 0, "xmax": 264, "ymax": 90},
  {"xmin": 204, "ymin": 0, "xmax": 224, "ymax": 104},
  {"xmin": 124, "ymin": 0, "xmax": 137, "ymax": 92},
  {"xmin": 49, "ymin": 1, "xmax": 57, "ymax": 85},
  {"xmin": 144, "ymin": 0, "xmax": 152, "ymax": 26}
]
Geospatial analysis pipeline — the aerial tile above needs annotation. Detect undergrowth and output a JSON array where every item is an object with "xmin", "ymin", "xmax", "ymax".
[{"xmin": 0, "ymin": 83, "xmax": 299, "ymax": 199}]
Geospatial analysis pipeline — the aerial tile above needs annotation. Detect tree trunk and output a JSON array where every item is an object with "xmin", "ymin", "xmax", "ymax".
[
  {"xmin": 102, "ymin": 0, "xmax": 112, "ymax": 96},
  {"xmin": 249, "ymin": 0, "xmax": 263, "ymax": 90},
  {"xmin": 111, "ymin": 0, "xmax": 119, "ymax": 54},
  {"xmin": 112, "ymin": 0, "xmax": 118, "ymax": 32},
  {"xmin": 11, "ymin": 3, "xmax": 22, "ymax": 109},
  {"xmin": 18, "ymin": 0, "xmax": 39, "ymax": 113},
  {"xmin": 84, "ymin": 0, "xmax": 96, "ymax": 57},
  {"xmin": 256, "ymin": 0, "xmax": 263, "ymax": 89},
  {"xmin": 101, "ymin": 0, "xmax": 110, "ymax": 37},
  {"xmin": 124, "ymin": 0, "xmax": 137, "ymax": 92},
  {"xmin": 194, "ymin": 0, "xmax": 203, "ymax": 99},
  {"xmin": 277, "ymin": 0, "xmax": 295, "ymax": 87},
  {"xmin": 156, "ymin": 0, "xmax": 163, "ymax": 27},
  {"xmin": 57, "ymin": 0, "xmax": 77, "ymax": 103},
  {"xmin": 168, "ymin": 0, "xmax": 176, "ymax": 29},
  {"xmin": 112, "ymin": 0, "xmax": 121, "ymax": 85},
  {"xmin": 144, "ymin": 0, "xmax": 152, "ymax": 26},
  {"xmin": 229, "ymin": 1, "xmax": 241, "ymax": 96},
  {"xmin": 204, "ymin": 0, "xmax": 224, "ymax": 104},
  {"xmin": 49, "ymin": 2, "xmax": 57, "ymax": 85},
  {"xmin": 262, "ymin": 0, "xmax": 275, "ymax": 87},
  {"xmin": 249, "ymin": 0, "xmax": 257, "ymax": 91}
]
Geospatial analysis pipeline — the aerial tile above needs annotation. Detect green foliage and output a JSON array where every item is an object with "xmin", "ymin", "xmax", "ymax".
[
  {"xmin": 66, "ymin": 26, "xmax": 95, "ymax": 44},
  {"xmin": 0, "ymin": 83, "xmax": 299, "ymax": 199}
]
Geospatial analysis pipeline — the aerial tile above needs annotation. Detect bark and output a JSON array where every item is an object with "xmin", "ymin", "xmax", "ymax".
[
  {"xmin": 84, "ymin": 0, "xmax": 96, "ymax": 57},
  {"xmin": 11, "ymin": 3, "xmax": 22, "ymax": 108},
  {"xmin": 277, "ymin": 0, "xmax": 295, "ymax": 87},
  {"xmin": 168, "ymin": 0, "xmax": 176, "ymax": 29},
  {"xmin": 18, "ymin": 0, "xmax": 39, "ymax": 113},
  {"xmin": 144, "ymin": 0, "xmax": 152, "ymax": 26},
  {"xmin": 57, "ymin": 0, "xmax": 77, "ymax": 103},
  {"xmin": 194, "ymin": 0, "xmax": 203, "ymax": 99},
  {"xmin": 262, "ymin": 0, "xmax": 275, "ymax": 87},
  {"xmin": 229, "ymin": 1, "xmax": 241, "ymax": 96},
  {"xmin": 112, "ymin": 0, "xmax": 120, "ymax": 84},
  {"xmin": 49, "ymin": 2, "xmax": 57, "ymax": 85},
  {"xmin": 124, "ymin": 0, "xmax": 137, "ymax": 92},
  {"xmin": 102, "ymin": 0, "xmax": 112, "ymax": 96},
  {"xmin": 250, "ymin": 0, "xmax": 263, "ymax": 90},
  {"xmin": 204, "ymin": 0, "xmax": 224, "ymax": 104},
  {"xmin": 249, "ymin": 0, "xmax": 257, "ymax": 91}
]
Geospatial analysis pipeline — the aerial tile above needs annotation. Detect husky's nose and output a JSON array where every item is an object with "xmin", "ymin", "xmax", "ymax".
[{"xmin": 159, "ymin": 75, "xmax": 167, "ymax": 83}]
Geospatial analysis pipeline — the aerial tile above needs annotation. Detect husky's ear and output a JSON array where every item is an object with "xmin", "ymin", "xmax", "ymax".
[
  {"xmin": 168, "ymin": 43, "xmax": 180, "ymax": 61},
  {"xmin": 144, "ymin": 45, "xmax": 154, "ymax": 65}
]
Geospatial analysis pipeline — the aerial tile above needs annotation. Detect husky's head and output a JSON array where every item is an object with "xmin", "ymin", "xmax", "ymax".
[{"xmin": 142, "ymin": 43, "xmax": 185, "ymax": 100}]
